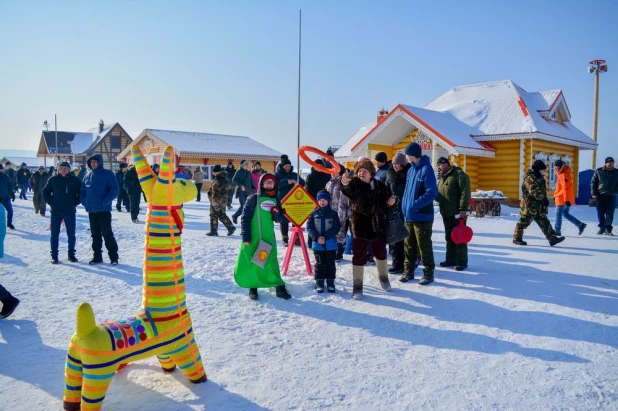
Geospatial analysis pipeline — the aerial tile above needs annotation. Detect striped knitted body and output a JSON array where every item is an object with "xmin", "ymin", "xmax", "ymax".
[{"xmin": 63, "ymin": 146, "xmax": 206, "ymax": 411}]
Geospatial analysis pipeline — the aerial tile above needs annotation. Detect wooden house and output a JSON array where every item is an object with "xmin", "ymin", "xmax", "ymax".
[
  {"xmin": 335, "ymin": 80, "xmax": 597, "ymax": 201},
  {"xmin": 37, "ymin": 120, "xmax": 133, "ymax": 171},
  {"xmin": 117, "ymin": 129, "xmax": 282, "ymax": 191}
]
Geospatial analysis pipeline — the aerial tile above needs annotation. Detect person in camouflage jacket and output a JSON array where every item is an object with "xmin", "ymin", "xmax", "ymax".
[
  {"xmin": 207, "ymin": 165, "xmax": 235, "ymax": 236},
  {"xmin": 513, "ymin": 160, "xmax": 564, "ymax": 246}
]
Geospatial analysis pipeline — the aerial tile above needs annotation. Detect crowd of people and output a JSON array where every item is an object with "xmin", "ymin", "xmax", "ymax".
[{"xmin": 0, "ymin": 150, "xmax": 616, "ymax": 315}]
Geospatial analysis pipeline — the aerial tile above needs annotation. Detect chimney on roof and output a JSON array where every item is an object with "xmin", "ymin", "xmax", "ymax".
[
  {"xmin": 99, "ymin": 119, "xmax": 104, "ymax": 133},
  {"xmin": 377, "ymin": 108, "xmax": 389, "ymax": 123}
]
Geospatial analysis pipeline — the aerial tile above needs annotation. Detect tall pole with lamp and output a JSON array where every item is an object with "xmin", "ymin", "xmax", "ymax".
[
  {"xmin": 54, "ymin": 114, "xmax": 58, "ymax": 168},
  {"xmin": 587, "ymin": 59, "xmax": 608, "ymax": 169}
]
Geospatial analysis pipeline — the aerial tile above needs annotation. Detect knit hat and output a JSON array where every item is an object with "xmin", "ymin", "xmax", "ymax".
[
  {"xmin": 316, "ymin": 190, "xmax": 330, "ymax": 203},
  {"xmin": 326, "ymin": 149, "xmax": 334, "ymax": 157},
  {"xmin": 437, "ymin": 157, "xmax": 450, "ymax": 165},
  {"xmin": 392, "ymin": 152, "xmax": 407, "ymax": 166},
  {"xmin": 58, "ymin": 161, "xmax": 71, "ymax": 169},
  {"xmin": 39, "ymin": 166, "xmax": 45, "ymax": 170},
  {"xmin": 374, "ymin": 151, "xmax": 388, "ymax": 163},
  {"xmin": 212, "ymin": 165, "xmax": 222, "ymax": 173},
  {"xmin": 260, "ymin": 173, "xmax": 276, "ymax": 187},
  {"xmin": 119, "ymin": 162, "xmax": 128, "ymax": 168},
  {"xmin": 227, "ymin": 161, "xmax": 234, "ymax": 166},
  {"xmin": 354, "ymin": 160, "xmax": 376, "ymax": 177},
  {"xmin": 553, "ymin": 159, "xmax": 564, "ymax": 168},
  {"xmin": 5, "ymin": 162, "xmax": 10, "ymax": 166},
  {"xmin": 21, "ymin": 162, "xmax": 27, "ymax": 166},
  {"xmin": 404, "ymin": 142, "xmax": 422, "ymax": 157},
  {"xmin": 606, "ymin": 157, "xmax": 615, "ymax": 163},
  {"xmin": 532, "ymin": 159, "xmax": 547, "ymax": 171},
  {"xmin": 315, "ymin": 159, "xmax": 324, "ymax": 166},
  {"xmin": 253, "ymin": 160, "xmax": 261, "ymax": 167},
  {"xmin": 281, "ymin": 158, "xmax": 292, "ymax": 166},
  {"xmin": 240, "ymin": 159, "xmax": 248, "ymax": 167}
]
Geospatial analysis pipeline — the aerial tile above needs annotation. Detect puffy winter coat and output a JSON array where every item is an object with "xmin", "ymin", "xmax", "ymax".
[
  {"xmin": 192, "ymin": 170, "xmax": 204, "ymax": 184},
  {"xmin": 123, "ymin": 167, "xmax": 142, "ymax": 195},
  {"xmin": 0, "ymin": 173, "xmax": 13, "ymax": 201},
  {"xmin": 208, "ymin": 171, "xmax": 229, "ymax": 209},
  {"xmin": 339, "ymin": 177, "xmax": 390, "ymax": 241},
  {"xmin": 306, "ymin": 206, "xmax": 341, "ymax": 251},
  {"xmin": 233, "ymin": 167, "xmax": 253, "ymax": 194},
  {"xmin": 226, "ymin": 164, "xmax": 236, "ymax": 188},
  {"xmin": 401, "ymin": 155, "xmax": 437, "ymax": 222},
  {"xmin": 80, "ymin": 154, "xmax": 119, "ymax": 213},
  {"xmin": 116, "ymin": 169, "xmax": 127, "ymax": 188},
  {"xmin": 553, "ymin": 165, "xmax": 576, "ymax": 206},
  {"xmin": 436, "ymin": 166, "xmax": 471, "ymax": 218},
  {"xmin": 275, "ymin": 166, "xmax": 305, "ymax": 201},
  {"xmin": 5, "ymin": 168, "xmax": 17, "ymax": 187},
  {"xmin": 29, "ymin": 171, "xmax": 49, "ymax": 193},
  {"xmin": 385, "ymin": 163, "xmax": 411, "ymax": 212},
  {"xmin": 16, "ymin": 167, "xmax": 31, "ymax": 185},
  {"xmin": 42, "ymin": 173, "xmax": 81, "ymax": 215},
  {"xmin": 520, "ymin": 169, "xmax": 549, "ymax": 216},
  {"xmin": 305, "ymin": 168, "xmax": 330, "ymax": 199},
  {"xmin": 591, "ymin": 166, "xmax": 618, "ymax": 197}
]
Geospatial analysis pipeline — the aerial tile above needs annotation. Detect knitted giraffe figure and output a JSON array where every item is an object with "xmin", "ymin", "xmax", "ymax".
[{"xmin": 63, "ymin": 145, "xmax": 206, "ymax": 411}]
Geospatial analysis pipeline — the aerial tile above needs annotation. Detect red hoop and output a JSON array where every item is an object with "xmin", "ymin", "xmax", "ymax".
[{"xmin": 298, "ymin": 146, "xmax": 341, "ymax": 175}]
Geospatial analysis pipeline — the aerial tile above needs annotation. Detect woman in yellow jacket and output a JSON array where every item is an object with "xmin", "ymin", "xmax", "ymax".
[{"xmin": 553, "ymin": 160, "xmax": 586, "ymax": 235}]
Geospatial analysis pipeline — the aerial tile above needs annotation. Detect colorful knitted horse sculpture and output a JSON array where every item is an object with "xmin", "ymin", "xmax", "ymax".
[{"xmin": 63, "ymin": 146, "xmax": 206, "ymax": 410}]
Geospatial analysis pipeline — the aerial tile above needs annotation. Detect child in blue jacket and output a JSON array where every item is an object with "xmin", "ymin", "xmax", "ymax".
[{"xmin": 306, "ymin": 190, "xmax": 341, "ymax": 293}]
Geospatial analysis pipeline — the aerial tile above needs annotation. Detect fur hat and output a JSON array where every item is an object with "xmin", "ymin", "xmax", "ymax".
[
  {"xmin": 532, "ymin": 160, "xmax": 547, "ymax": 171},
  {"xmin": 392, "ymin": 152, "xmax": 407, "ymax": 166},
  {"xmin": 553, "ymin": 159, "xmax": 564, "ymax": 168},
  {"xmin": 354, "ymin": 160, "xmax": 376, "ymax": 177},
  {"xmin": 374, "ymin": 151, "xmax": 388, "ymax": 163},
  {"xmin": 316, "ymin": 190, "xmax": 330, "ymax": 203},
  {"xmin": 212, "ymin": 165, "xmax": 222, "ymax": 173},
  {"xmin": 404, "ymin": 142, "xmax": 422, "ymax": 157}
]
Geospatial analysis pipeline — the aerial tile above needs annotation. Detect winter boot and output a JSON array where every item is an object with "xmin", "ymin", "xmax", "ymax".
[
  {"xmin": 399, "ymin": 270, "xmax": 414, "ymax": 283},
  {"xmin": 388, "ymin": 265, "xmax": 404, "ymax": 274},
  {"xmin": 439, "ymin": 261, "xmax": 456, "ymax": 267},
  {"xmin": 206, "ymin": 231, "xmax": 218, "ymax": 236},
  {"xmin": 275, "ymin": 285, "xmax": 292, "ymax": 300},
  {"xmin": 335, "ymin": 243, "xmax": 345, "ymax": 262},
  {"xmin": 512, "ymin": 238, "xmax": 527, "ymax": 246},
  {"xmin": 315, "ymin": 279, "xmax": 325, "ymax": 293},
  {"xmin": 227, "ymin": 226, "xmax": 236, "ymax": 236},
  {"xmin": 418, "ymin": 270, "xmax": 434, "ymax": 286},
  {"xmin": 578, "ymin": 223, "xmax": 587, "ymax": 235},
  {"xmin": 326, "ymin": 278, "xmax": 336, "ymax": 293},
  {"xmin": 376, "ymin": 259, "xmax": 391, "ymax": 292},
  {"xmin": 248, "ymin": 288, "xmax": 259, "ymax": 300},
  {"xmin": 282, "ymin": 236, "xmax": 289, "ymax": 247},
  {"xmin": 0, "ymin": 294, "xmax": 20, "ymax": 318},
  {"xmin": 51, "ymin": 258, "xmax": 58, "ymax": 264},
  {"xmin": 352, "ymin": 265, "xmax": 364, "ymax": 300},
  {"xmin": 597, "ymin": 228, "xmax": 604, "ymax": 235},
  {"xmin": 68, "ymin": 255, "xmax": 78, "ymax": 263},
  {"xmin": 89, "ymin": 256, "xmax": 103, "ymax": 265},
  {"xmin": 605, "ymin": 228, "xmax": 614, "ymax": 236},
  {"xmin": 549, "ymin": 236, "xmax": 565, "ymax": 246}
]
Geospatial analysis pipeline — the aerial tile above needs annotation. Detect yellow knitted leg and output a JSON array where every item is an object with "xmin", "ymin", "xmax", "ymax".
[
  {"xmin": 79, "ymin": 366, "xmax": 115, "ymax": 410},
  {"xmin": 63, "ymin": 348, "xmax": 82, "ymax": 410},
  {"xmin": 157, "ymin": 354, "xmax": 177, "ymax": 372},
  {"xmin": 165, "ymin": 337, "xmax": 206, "ymax": 383}
]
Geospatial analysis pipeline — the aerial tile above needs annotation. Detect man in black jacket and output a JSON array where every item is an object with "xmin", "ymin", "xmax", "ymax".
[
  {"xmin": 42, "ymin": 161, "xmax": 81, "ymax": 264},
  {"xmin": 115, "ymin": 163, "xmax": 129, "ymax": 212},
  {"xmin": 591, "ymin": 156, "xmax": 618, "ymax": 235},
  {"xmin": 232, "ymin": 160, "xmax": 252, "ymax": 224},
  {"xmin": 4, "ymin": 162, "xmax": 17, "ymax": 195},
  {"xmin": 30, "ymin": 166, "xmax": 49, "ymax": 216},
  {"xmin": 226, "ymin": 161, "xmax": 236, "ymax": 209},
  {"xmin": 16, "ymin": 162, "xmax": 31, "ymax": 200},
  {"xmin": 123, "ymin": 164, "xmax": 142, "ymax": 223}
]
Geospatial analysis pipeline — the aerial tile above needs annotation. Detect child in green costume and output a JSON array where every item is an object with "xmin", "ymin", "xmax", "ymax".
[{"xmin": 234, "ymin": 173, "xmax": 292, "ymax": 300}]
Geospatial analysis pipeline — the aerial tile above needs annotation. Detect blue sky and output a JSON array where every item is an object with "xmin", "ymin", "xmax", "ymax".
[{"xmin": 1, "ymin": 0, "xmax": 617, "ymax": 169}]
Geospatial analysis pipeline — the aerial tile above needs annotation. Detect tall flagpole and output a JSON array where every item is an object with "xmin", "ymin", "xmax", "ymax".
[{"xmin": 296, "ymin": 9, "xmax": 302, "ymax": 183}]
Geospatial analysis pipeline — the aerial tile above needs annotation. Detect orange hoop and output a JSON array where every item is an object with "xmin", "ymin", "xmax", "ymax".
[{"xmin": 298, "ymin": 146, "xmax": 341, "ymax": 175}]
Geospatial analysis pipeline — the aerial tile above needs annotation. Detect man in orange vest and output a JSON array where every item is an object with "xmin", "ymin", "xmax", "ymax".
[{"xmin": 553, "ymin": 160, "xmax": 586, "ymax": 236}]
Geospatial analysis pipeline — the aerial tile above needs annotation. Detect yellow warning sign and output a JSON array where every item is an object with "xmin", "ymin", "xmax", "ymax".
[{"xmin": 281, "ymin": 184, "xmax": 317, "ymax": 226}]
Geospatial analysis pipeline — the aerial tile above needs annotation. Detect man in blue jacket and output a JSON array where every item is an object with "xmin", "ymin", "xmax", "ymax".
[
  {"xmin": 0, "ymin": 164, "xmax": 16, "ymax": 229},
  {"xmin": 400, "ymin": 142, "xmax": 437, "ymax": 285},
  {"xmin": 43, "ymin": 161, "xmax": 81, "ymax": 264},
  {"xmin": 80, "ymin": 154, "xmax": 120, "ymax": 265}
]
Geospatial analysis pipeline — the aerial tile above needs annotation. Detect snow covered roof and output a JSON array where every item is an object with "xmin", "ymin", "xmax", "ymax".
[
  {"xmin": 41, "ymin": 123, "xmax": 118, "ymax": 155},
  {"xmin": 424, "ymin": 80, "xmax": 595, "ymax": 148},
  {"xmin": 1, "ymin": 156, "xmax": 55, "ymax": 168},
  {"xmin": 333, "ymin": 123, "xmax": 376, "ymax": 162},
  {"xmin": 124, "ymin": 129, "xmax": 282, "ymax": 160}
]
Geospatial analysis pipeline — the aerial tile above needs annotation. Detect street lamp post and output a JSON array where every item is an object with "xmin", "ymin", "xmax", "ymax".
[
  {"xmin": 54, "ymin": 114, "xmax": 58, "ymax": 168},
  {"xmin": 587, "ymin": 59, "xmax": 608, "ymax": 169}
]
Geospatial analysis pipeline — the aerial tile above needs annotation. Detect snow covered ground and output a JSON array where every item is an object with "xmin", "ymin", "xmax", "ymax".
[{"xmin": 1, "ymin": 198, "xmax": 617, "ymax": 410}]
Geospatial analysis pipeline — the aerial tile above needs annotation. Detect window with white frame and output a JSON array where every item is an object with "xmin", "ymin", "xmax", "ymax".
[
  {"xmin": 180, "ymin": 164, "xmax": 213, "ymax": 181},
  {"xmin": 561, "ymin": 155, "xmax": 572, "ymax": 167},
  {"xmin": 548, "ymin": 154, "xmax": 560, "ymax": 189}
]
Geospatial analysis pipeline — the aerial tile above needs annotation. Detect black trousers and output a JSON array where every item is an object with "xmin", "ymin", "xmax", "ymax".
[
  {"xmin": 313, "ymin": 249, "xmax": 337, "ymax": 280},
  {"xmin": 596, "ymin": 194, "xmax": 616, "ymax": 232},
  {"xmin": 128, "ymin": 190, "xmax": 141, "ymax": 220},
  {"xmin": 391, "ymin": 239, "xmax": 405, "ymax": 269},
  {"xmin": 50, "ymin": 213, "xmax": 76, "ymax": 259},
  {"xmin": 116, "ymin": 189, "xmax": 129, "ymax": 211},
  {"xmin": 195, "ymin": 183, "xmax": 203, "ymax": 201},
  {"xmin": 88, "ymin": 212, "xmax": 119, "ymax": 260}
]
